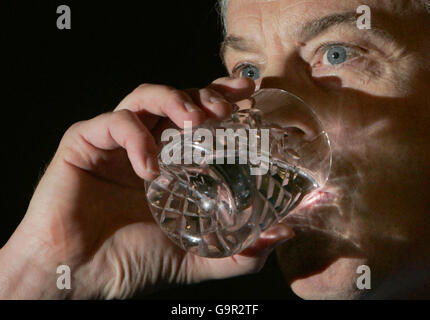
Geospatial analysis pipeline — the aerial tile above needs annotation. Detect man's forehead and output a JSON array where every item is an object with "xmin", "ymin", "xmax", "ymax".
[
  {"xmin": 227, "ymin": 0, "xmax": 418, "ymax": 27},
  {"xmin": 227, "ymin": 0, "xmax": 355, "ymax": 48},
  {"xmin": 224, "ymin": 0, "xmax": 401, "ymax": 52},
  {"xmin": 227, "ymin": 0, "xmax": 368, "ymax": 32}
]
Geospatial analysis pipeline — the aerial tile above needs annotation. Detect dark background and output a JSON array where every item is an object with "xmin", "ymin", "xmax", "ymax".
[{"xmin": 2, "ymin": 0, "xmax": 298, "ymax": 299}]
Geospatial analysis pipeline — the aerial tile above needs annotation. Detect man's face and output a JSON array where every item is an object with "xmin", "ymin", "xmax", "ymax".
[{"xmin": 223, "ymin": 0, "xmax": 430, "ymax": 299}]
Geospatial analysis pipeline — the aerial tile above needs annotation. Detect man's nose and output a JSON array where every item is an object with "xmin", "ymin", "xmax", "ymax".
[
  {"xmin": 252, "ymin": 88, "xmax": 331, "ymax": 186},
  {"xmin": 252, "ymin": 88, "xmax": 322, "ymax": 142},
  {"xmin": 258, "ymin": 54, "xmax": 314, "ymax": 99}
]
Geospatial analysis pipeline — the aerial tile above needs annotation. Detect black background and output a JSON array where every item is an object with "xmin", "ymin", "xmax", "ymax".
[{"xmin": 2, "ymin": 0, "xmax": 298, "ymax": 300}]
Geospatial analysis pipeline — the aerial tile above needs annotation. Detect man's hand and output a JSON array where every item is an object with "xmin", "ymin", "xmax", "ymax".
[{"xmin": 0, "ymin": 77, "xmax": 294, "ymax": 299}]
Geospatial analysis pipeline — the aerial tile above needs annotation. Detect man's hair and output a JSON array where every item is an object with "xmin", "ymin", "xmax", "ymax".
[
  {"xmin": 218, "ymin": 0, "xmax": 229, "ymax": 35},
  {"xmin": 425, "ymin": 0, "xmax": 430, "ymax": 12},
  {"xmin": 218, "ymin": 0, "xmax": 430, "ymax": 34}
]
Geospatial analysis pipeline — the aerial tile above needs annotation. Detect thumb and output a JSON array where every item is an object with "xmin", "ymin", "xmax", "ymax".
[
  {"xmin": 231, "ymin": 223, "xmax": 295, "ymax": 276},
  {"xmin": 196, "ymin": 223, "xmax": 295, "ymax": 282},
  {"xmin": 240, "ymin": 223, "xmax": 296, "ymax": 258}
]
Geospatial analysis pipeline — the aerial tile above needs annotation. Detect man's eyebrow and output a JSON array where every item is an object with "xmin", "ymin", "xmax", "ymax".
[
  {"xmin": 299, "ymin": 12, "xmax": 358, "ymax": 41},
  {"xmin": 300, "ymin": 11, "xmax": 395, "ymax": 43},
  {"xmin": 221, "ymin": 11, "xmax": 394, "ymax": 62},
  {"xmin": 220, "ymin": 35, "xmax": 256, "ymax": 59},
  {"xmin": 220, "ymin": 12, "xmax": 358, "ymax": 59}
]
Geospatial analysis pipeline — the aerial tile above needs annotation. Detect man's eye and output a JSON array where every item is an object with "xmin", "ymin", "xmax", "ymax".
[
  {"xmin": 319, "ymin": 44, "xmax": 361, "ymax": 67},
  {"xmin": 233, "ymin": 64, "xmax": 261, "ymax": 80},
  {"xmin": 325, "ymin": 46, "xmax": 348, "ymax": 65}
]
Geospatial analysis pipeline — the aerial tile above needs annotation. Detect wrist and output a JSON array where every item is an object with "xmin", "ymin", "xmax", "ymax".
[{"xmin": 0, "ymin": 235, "xmax": 72, "ymax": 299}]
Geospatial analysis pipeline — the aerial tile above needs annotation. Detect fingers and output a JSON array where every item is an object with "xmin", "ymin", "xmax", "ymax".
[
  {"xmin": 115, "ymin": 84, "xmax": 207, "ymax": 129},
  {"xmin": 65, "ymin": 109, "xmax": 160, "ymax": 181},
  {"xmin": 184, "ymin": 87, "xmax": 233, "ymax": 119},
  {"xmin": 208, "ymin": 77, "xmax": 256, "ymax": 102},
  {"xmin": 62, "ymin": 78, "xmax": 256, "ymax": 182},
  {"xmin": 186, "ymin": 77, "xmax": 256, "ymax": 119},
  {"xmin": 115, "ymin": 78, "xmax": 255, "ymax": 129}
]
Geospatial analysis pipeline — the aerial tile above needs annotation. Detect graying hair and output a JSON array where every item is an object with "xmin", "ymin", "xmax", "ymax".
[
  {"xmin": 425, "ymin": 0, "xmax": 430, "ymax": 12},
  {"xmin": 218, "ymin": 0, "xmax": 430, "ymax": 34},
  {"xmin": 218, "ymin": 0, "xmax": 229, "ymax": 35}
]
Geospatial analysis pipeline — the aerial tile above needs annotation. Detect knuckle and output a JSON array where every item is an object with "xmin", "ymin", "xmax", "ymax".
[
  {"xmin": 210, "ymin": 76, "xmax": 236, "ymax": 86},
  {"xmin": 203, "ymin": 87, "xmax": 224, "ymax": 99},
  {"xmin": 135, "ymin": 83, "xmax": 152, "ymax": 91},
  {"xmin": 134, "ymin": 83, "xmax": 189, "ymax": 104},
  {"xmin": 135, "ymin": 83, "xmax": 186, "ymax": 104},
  {"xmin": 64, "ymin": 120, "xmax": 84, "ymax": 136},
  {"xmin": 167, "ymin": 89, "xmax": 192, "ymax": 107},
  {"xmin": 110, "ymin": 110, "xmax": 139, "ymax": 129},
  {"xmin": 136, "ymin": 83, "xmax": 174, "ymax": 93},
  {"xmin": 134, "ymin": 83, "xmax": 160, "ymax": 95},
  {"xmin": 111, "ymin": 110, "xmax": 152, "ymax": 138},
  {"xmin": 113, "ymin": 109, "xmax": 135, "ymax": 122},
  {"xmin": 212, "ymin": 76, "xmax": 232, "ymax": 83},
  {"xmin": 60, "ymin": 120, "xmax": 86, "ymax": 147},
  {"xmin": 131, "ymin": 83, "xmax": 152, "ymax": 96},
  {"xmin": 210, "ymin": 76, "xmax": 254, "ymax": 89},
  {"xmin": 199, "ymin": 87, "xmax": 213, "ymax": 97},
  {"xmin": 68, "ymin": 120, "xmax": 83, "ymax": 131},
  {"xmin": 167, "ymin": 87, "xmax": 187, "ymax": 100}
]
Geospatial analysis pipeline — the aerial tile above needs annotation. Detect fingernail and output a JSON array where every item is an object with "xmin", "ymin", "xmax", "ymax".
[
  {"xmin": 184, "ymin": 102, "xmax": 202, "ymax": 113},
  {"xmin": 146, "ymin": 155, "xmax": 160, "ymax": 175},
  {"xmin": 271, "ymin": 230, "xmax": 295, "ymax": 249},
  {"xmin": 261, "ymin": 224, "xmax": 295, "ymax": 240},
  {"xmin": 209, "ymin": 96, "xmax": 228, "ymax": 104}
]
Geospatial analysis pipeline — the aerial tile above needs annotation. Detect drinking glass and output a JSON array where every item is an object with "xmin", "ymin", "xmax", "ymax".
[{"xmin": 145, "ymin": 88, "xmax": 332, "ymax": 258}]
